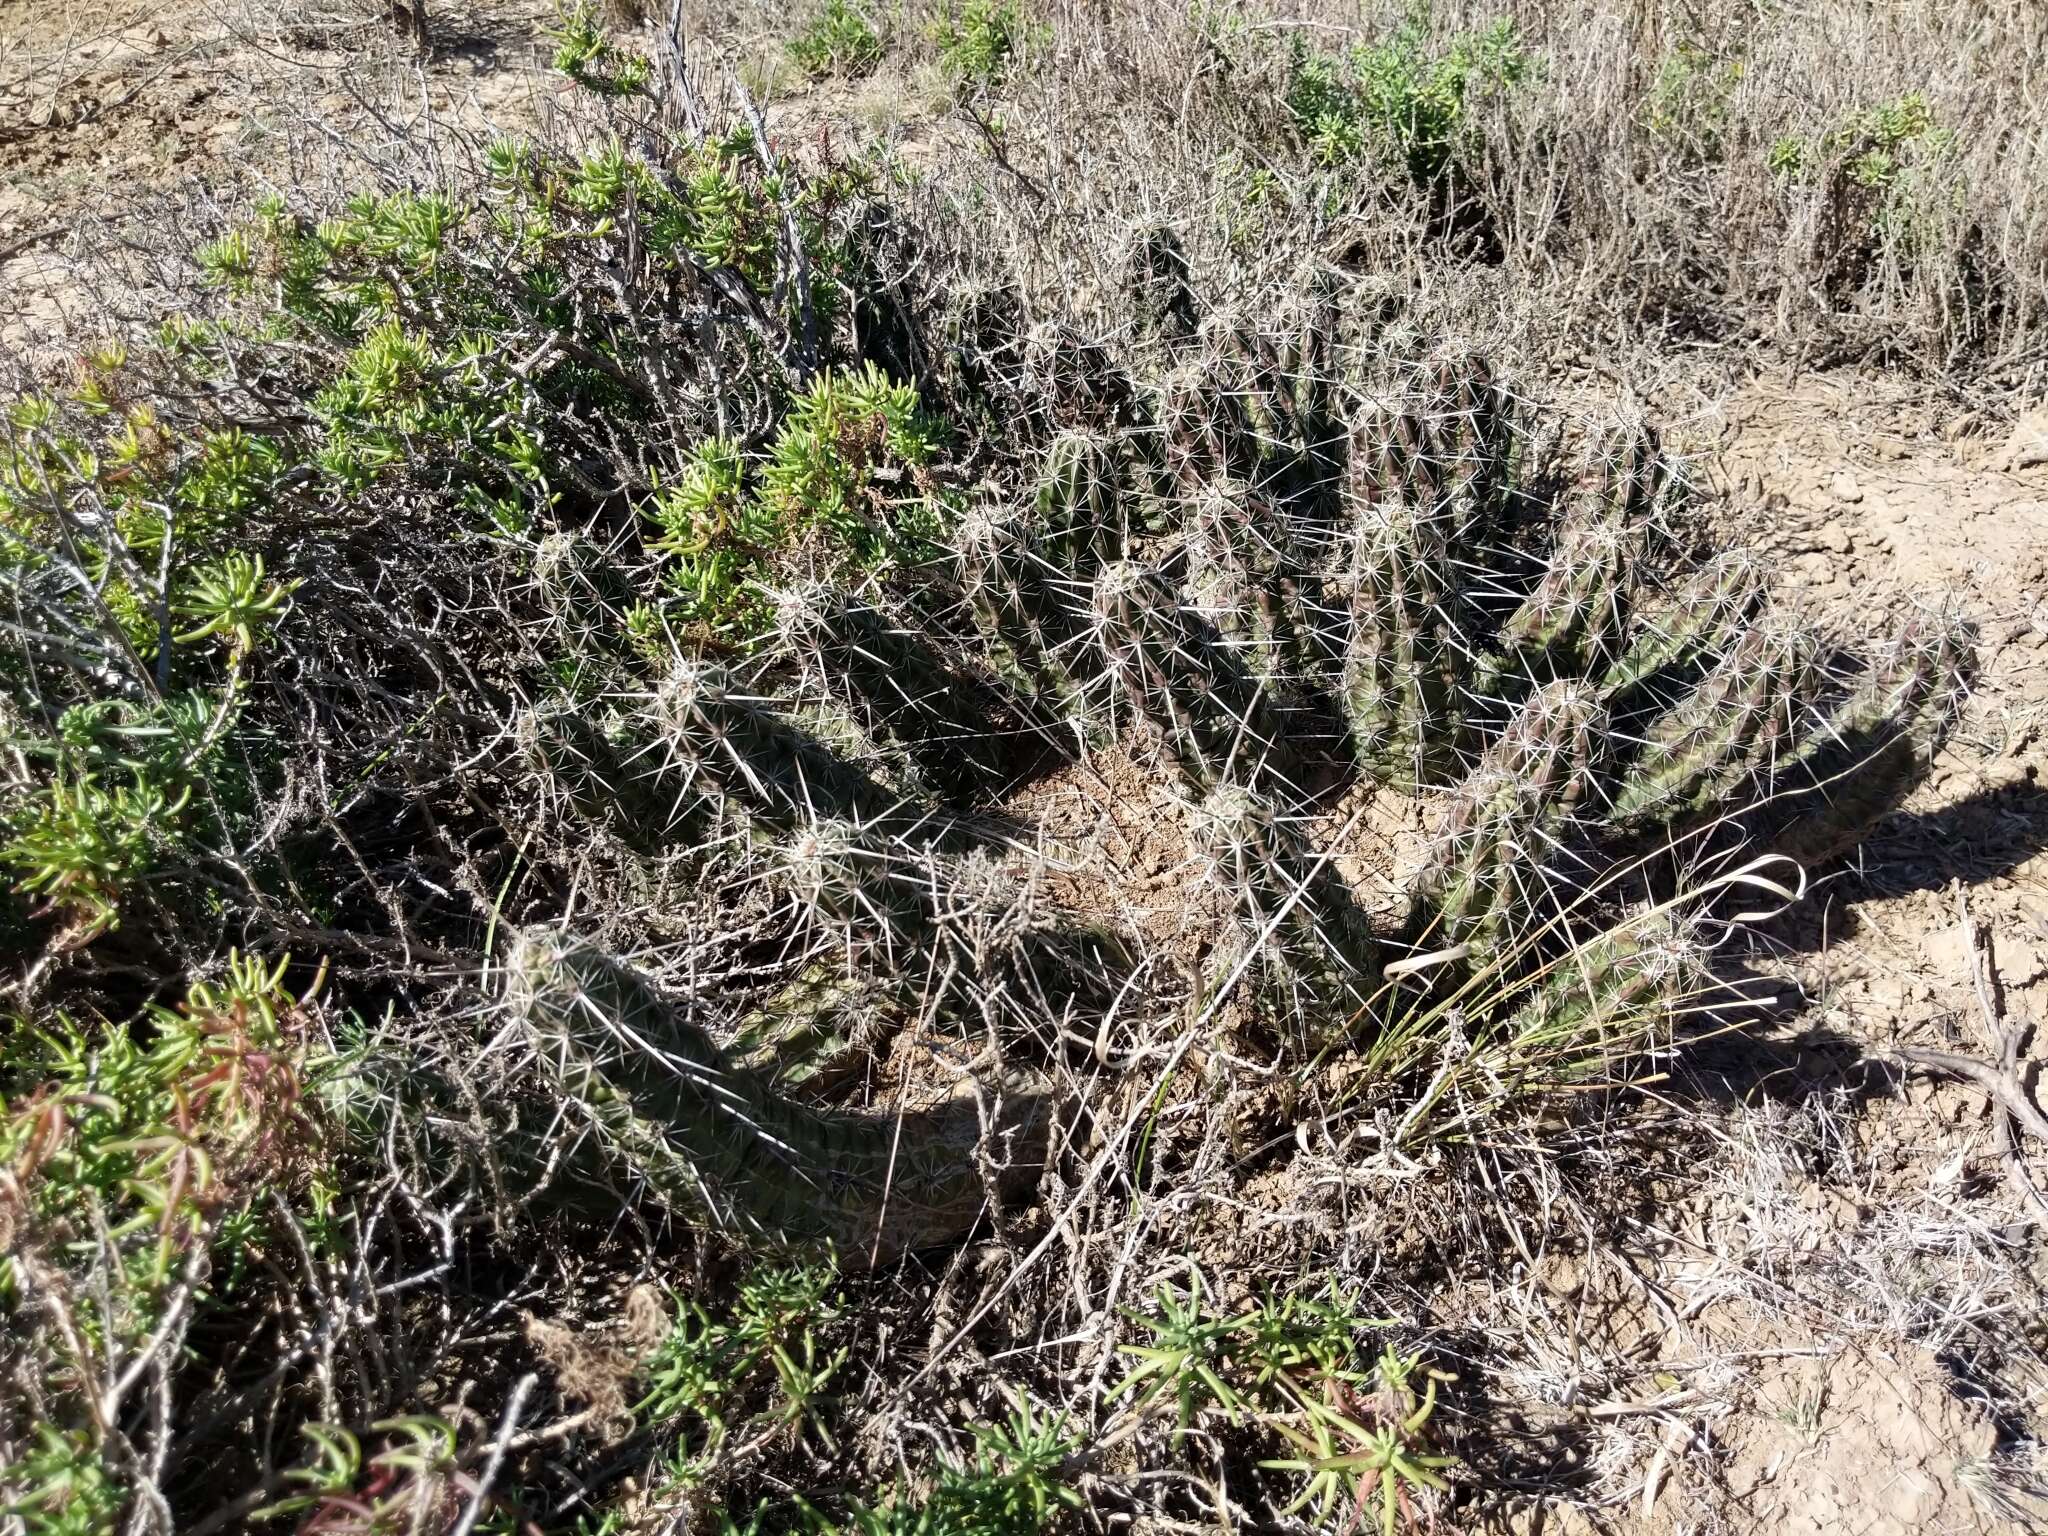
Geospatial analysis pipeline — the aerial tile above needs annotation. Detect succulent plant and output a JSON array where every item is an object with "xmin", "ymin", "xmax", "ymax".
[
  {"xmin": 769, "ymin": 584, "xmax": 1004, "ymax": 798},
  {"xmin": 1472, "ymin": 500, "xmax": 1641, "ymax": 713},
  {"xmin": 506, "ymin": 927, "xmax": 1049, "ymax": 1262},
  {"xmin": 954, "ymin": 504, "xmax": 1092, "ymax": 727},
  {"xmin": 1036, "ymin": 429, "xmax": 1135, "ymax": 575},
  {"xmin": 1093, "ymin": 559, "xmax": 1290, "ymax": 793},
  {"xmin": 1193, "ymin": 784, "xmax": 1382, "ymax": 1049},
  {"xmin": 1337, "ymin": 499, "xmax": 1472, "ymax": 789},
  {"xmin": 1418, "ymin": 680, "xmax": 1605, "ymax": 963},
  {"xmin": 1608, "ymin": 615, "xmax": 1824, "ymax": 836}
]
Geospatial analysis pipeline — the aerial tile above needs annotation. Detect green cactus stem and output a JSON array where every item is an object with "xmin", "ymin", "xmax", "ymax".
[
  {"xmin": 1596, "ymin": 551, "xmax": 1766, "ymax": 721},
  {"xmin": 1093, "ymin": 559, "xmax": 1290, "ymax": 793},
  {"xmin": 1036, "ymin": 429, "xmax": 1133, "ymax": 576},
  {"xmin": 1338, "ymin": 500, "xmax": 1471, "ymax": 789},
  {"xmin": 1472, "ymin": 503, "xmax": 1640, "ymax": 711},
  {"xmin": 1194, "ymin": 784, "xmax": 1383, "ymax": 1049},
  {"xmin": 954, "ymin": 504, "xmax": 1091, "ymax": 726},
  {"xmin": 1772, "ymin": 611, "xmax": 1975, "ymax": 864},
  {"xmin": 506, "ymin": 928, "xmax": 1049, "ymax": 1263},
  {"xmin": 1609, "ymin": 616, "xmax": 1823, "ymax": 836},
  {"xmin": 1416, "ymin": 681, "xmax": 1606, "ymax": 962}
]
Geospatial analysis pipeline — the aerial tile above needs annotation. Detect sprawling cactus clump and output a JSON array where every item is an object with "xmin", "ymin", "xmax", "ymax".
[
  {"xmin": 494, "ymin": 326, "xmax": 1972, "ymax": 1253},
  {"xmin": 0, "ymin": 51, "xmax": 1996, "ymax": 1536}
]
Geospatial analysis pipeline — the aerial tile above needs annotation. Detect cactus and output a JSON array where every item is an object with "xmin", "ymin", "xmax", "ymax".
[
  {"xmin": 727, "ymin": 965, "xmax": 912, "ymax": 1094},
  {"xmin": 1481, "ymin": 909, "xmax": 1699, "ymax": 1092},
  {"xmin": 1158, "ymin": 356, "xmax": 1260, "ymax": 492},
  {"xmin": 1472, "ymin": 501, "xmax": 1640, "ymax": 712},
  {"xmin": 770, "ymin": 584, "xmax": 1004, "ymax": 798},
  {"xmin": 1591, "ymin": 419, "xmax": 1667, "ymax": 527},
  {"xmin": 1128, "ymin": 223, "xmax": 1201, "ymax": 346},
  {"xmin": 1027, "ymin": 322, "xmax": 1140, "ymax": 435},
  {"xmin": 1772, "ymin": 610, "xmax": 1975, "ymax": 863},
  {"xmin": 1093, "ymin": 559, "xmax": 1289, "ymax": 793},
  {"xmin": 1418, "ymin": 682, "xmax": 1606, "ymax": 962},
  {"xmin": 1597, "ymin": 551, "xmax": 1766, "ymax": 720},
  {"xmin": 1180, "ymin": 485, "xmax": 1325, "ymax": 690},
  {"xmin": 1338, "ymin": 500, "xmax": 1471, "ymax": 789},
  {"xmin": 1036, "ymin": 429, "xmax": 1134, "ymax": 575},
  {"xmin": 531, "ymin": 529, "xmax": 639, "ymax": 656},
  {"xmin": 954, "ymin": 504, "xmax": 1091, "ymax": 726},
  {"xmin": 522, "ymin": 699, "xmax": 715, "ymax": 855},
  {"xmin": 1194, "ymin": 785, "xmax": 1383, "ymax": 1047},
  {"xmin": 506, "ymin": 928, "xmax": 1048, "ymax": 1261},
  {"xmin": 1609, "ymin": 615, "xmax": 1823, "ymax": 836},
  {"xmin": 779, "ymin": 817, "xmax": 945, "ymax": 967},
  {"xmin": 1417, "ymin": 352, "xmax": 1515, "ymax": 520}
]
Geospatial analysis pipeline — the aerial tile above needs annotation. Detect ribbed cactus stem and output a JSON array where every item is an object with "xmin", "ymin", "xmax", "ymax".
[
  {"xmin": 1093, "ymin": 559, "xmax": 1288, "ymax": 793},
  {"xmin": 644, "ymin": 660, "xmax": 904, "ymax": 833},
  {"xmin": 532, "ymin": 530, "xmax": 637, "ymax": 654},
  {"xmin": 1181, "ymin": 486, "xmax": 1323, "ymax": 689},
  {"xmin": 1419, "ymin": 682, "xmax": 1606, "ymax": 961},
  {"xmin": 727, "ymin": 965, "xmax": 910, "ymax": 1094},
  {"xmin": 1419, "ymin": 352, "xmax": 1513, "ymax": 518},
  {"xmin": 1473, "ymin": 503, "xmax": 1638, "ymax": 709},
  {"xmin": 1195, "ymin": 785, "xmax": 1382, "ymax": 1045},
  {"xmin": 1486, "ymin": 908, "xmax": 1697, "ymax": 1089},
  {"xmin": 521, "ymin": 700, "xmax": 714, "ymax": 855},
  {"xmin": 1339, "ymin": 501, "xmax": 1469, "ymax": 789},
  {"xmin": 506, "ymin": 928, "xmax": 1045, "ymax": 1262},
  {"xmin": 1609, "ymin": 617, "xmax": 1822, "ymax": 834},
  {"xmin": 1594, "ymin": 419, "xmax": 1667, "ymax": 526},
  {"xmin": 1774, "ymin": 611, "xmax": 1975, "ymax": 864},
  {"xmin": 771, "ymin": 585, "xmax": 1002, "ymax": 797},
  {"xmin": 1159, "ymin": 356, "xmax": 1258, "ymax": 491},
  {"xmin": 954, "ymin": 505, "xmax": 1089, "ymax": 724},
  {"xmin": 1346, "ymin": 396, "xmax": 1441, "ymax": 514},
  {"xmin": 1036, "ymin": 430, "xmax": 1131, "ymax": 576},
  {"xmin": 1597, "ymin": 552, "xmax": 1766, "ymax": 719}
]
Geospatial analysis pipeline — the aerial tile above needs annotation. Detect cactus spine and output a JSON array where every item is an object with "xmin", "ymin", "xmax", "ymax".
[
  {"xmin": 1597, "ymin": 551, "xmax": 1766, "ymax": 719},
  {"xmin": 506, "ymin": 929, "xmax": 1046, "ymax": 1262},
  {"xmin": 1036, "ymin": 429, "xmax": 1134, "ymax": 575},
  {"xmin": 1339, "ymin": 500, "xmax": 1471, "ymax": 789},
  {"xmin": 771, "ymin": 585, "xmax": 1003, "ymax": 798},
  {"xmin": 1609, "ymin": 617, "xmax": 1822, "ymax": 834},
  {"xmin": 645, "ymin": 660, "xmax": 906, "ymax": 834},
  {"xmin": 1093, "ymin": 559, "xmax": 1289, "ymax": 793},
  {"xmin": 954, "ymin": 505, "xmax": 1090, "ymax": 726},
  {"xmin": 1195, "ymin": 785, "xmax": 1382, "ymax": 1047},
  {"xmin": 1473, "ymin": 504, "xmax": 1639, "ymax": 710},
  {"xmin": 1419, "ymin": 682, "xmax": 1606, "ymax": 962}
]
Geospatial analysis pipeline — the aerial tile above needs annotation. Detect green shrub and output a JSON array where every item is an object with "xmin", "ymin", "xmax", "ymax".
[
  {"xmin": 552, "ymin": 1, "xmax": 652, "ymax": 96},
  {"xmin": 1646, "ymin": 41, "xmax": 1743, "ymax": 162},
  {"xmin": 933, "ymin": 0, "xmax": 1027, "ymax": 89},
  {"xmin": 1285, "ymin": 17, "xmax": 1529, "ymax": 182},
  {"xmin": 788, "ymin": 0, "xmax": 884, "ymax": 78}
]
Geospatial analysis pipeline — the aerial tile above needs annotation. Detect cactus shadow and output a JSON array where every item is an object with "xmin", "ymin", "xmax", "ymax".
[
  {"xmin": 1761, "ymin": 776, "xmax": 2048, "ymax": 956},
  {"xmin": 1659, "ymin": 963, "xmax": 1892, "ymax": 1114}
]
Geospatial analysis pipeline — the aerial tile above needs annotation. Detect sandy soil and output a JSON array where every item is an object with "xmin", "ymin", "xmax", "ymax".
[{"xmin": 5, "ymin": 3, "xmax": 2047, "ymax": 1530}]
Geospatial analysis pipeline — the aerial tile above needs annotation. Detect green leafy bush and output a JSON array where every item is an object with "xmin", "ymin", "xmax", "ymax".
[
  {"xmin": 1646, "ymin": 41, "xmax": 1743, "ymax": 162},
  {"xmin": 1285, "ymin": 17, "xmax": 1529, "ymax": 182},
  {"xmin": 933, "ymin": 0, "xmax": 1028, "ymax": 89},
  {"xmin": 788, "ymin": 0, "xmax": 884, "ymax": 79}
]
